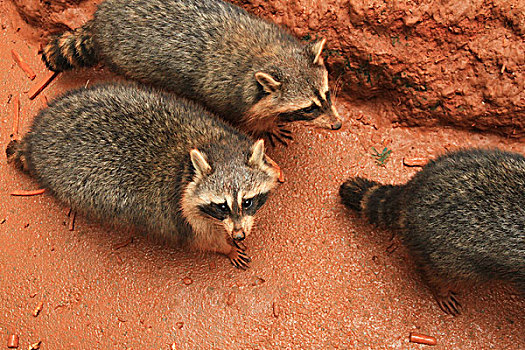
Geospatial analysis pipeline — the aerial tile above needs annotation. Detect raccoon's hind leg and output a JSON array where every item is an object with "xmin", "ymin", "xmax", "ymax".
[{"xmin": 419, "ymin": 264, "xmax": 462, "ymax": 316}]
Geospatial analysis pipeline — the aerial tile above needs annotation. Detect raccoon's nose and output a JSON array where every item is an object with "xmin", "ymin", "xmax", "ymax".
[
  {"xmin": 331, "ymin": 120, "xmax": 342, "ymax": 130},
  {"xmin": 232, "ymin": 230, "xmax": 245, "ymax": 241}
]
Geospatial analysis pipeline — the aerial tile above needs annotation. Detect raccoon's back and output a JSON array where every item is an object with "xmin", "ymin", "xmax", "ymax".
[
  {"xmin": 402, "ymin": 149, "xmax": 525, "ymax": 284},
  {"xmin": 22, "ymin": 84, "xmax": 249, "ymax": 234},
  {"xmin": 92, "ymin": 0, "xmax": 298, "ymax": 114}
]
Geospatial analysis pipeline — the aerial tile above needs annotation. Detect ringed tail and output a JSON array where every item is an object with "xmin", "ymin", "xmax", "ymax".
[
  {"xmin": 42, "ymin": 21, "xmax": 98, "ymax": 72},
  {"xmin": 339, "ymin": 177, "xmax": 404, "ymax": 229}
]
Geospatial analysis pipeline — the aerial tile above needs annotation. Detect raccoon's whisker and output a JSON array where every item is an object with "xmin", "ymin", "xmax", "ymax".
[{"xmin": 332, "ymin": 73, "xmax": 344, "ymax": 104}]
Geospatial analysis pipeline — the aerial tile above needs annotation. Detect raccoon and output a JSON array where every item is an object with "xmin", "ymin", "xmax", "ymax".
[
  {"xmin": 41, "ymin": 0, "xmax": 342, "ymax": 144},
  {"xmin": 340, "ymin": 149, "xmax": 525, "ymax": 315},
  {"xmin": 6, "ymin": 84, "xmax": 279, "ymax": 269}
]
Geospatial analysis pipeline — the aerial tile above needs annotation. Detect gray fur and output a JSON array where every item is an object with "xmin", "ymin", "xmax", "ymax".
[
  {"xmin": 42, "ymin": 0, "xmax": 342, "ymax": 138},
  {"xmin": 7, "ymin": 84, "xmax": 278, "ymax": 267},
  {"xmin": 341, "ymin": 149, "xmax": 525, "ymax": 314}
]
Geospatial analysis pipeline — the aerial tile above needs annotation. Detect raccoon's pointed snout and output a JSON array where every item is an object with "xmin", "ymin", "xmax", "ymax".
[
  {"xmin": 311, "ymin": 111, "xmax": 343, "ymax": 130},
  {"xmin": 331, "ymin": 119, "xmax": 342, "ymax": 130},
  {"xmin": 232, "ymin": 229, "xmax": 246, "ymax": 241}
]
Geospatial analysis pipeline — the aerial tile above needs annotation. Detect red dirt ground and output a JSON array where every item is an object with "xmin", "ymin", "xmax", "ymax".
[{"xmin": 1, "ymin": 1, "xmax": 524, "ymax": 349}]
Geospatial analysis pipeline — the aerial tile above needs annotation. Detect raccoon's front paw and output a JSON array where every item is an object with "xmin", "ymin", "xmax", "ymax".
[
  {"xmin": 228, "ymin": 246, "xmax": 251, "ymax": 270},
  {"xmin": 266, "ymin": 125, "xmax": 293, "ymax": 147},
  {"xmin": 435, "ymin": 290, "xmax": 462, "ymax": 316}
]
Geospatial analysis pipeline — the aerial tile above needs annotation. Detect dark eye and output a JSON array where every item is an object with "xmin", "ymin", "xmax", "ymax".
[
  {"xmin": 213, "ymin": 202, "xmax": 229, "ymax": 212},
  {"xmin": 242, "ymin": 198, "xmax": 253, "ymax": 209},
  {"xmin": 302, "ymin": 104, "xmax": 320, "ymax": 114}
]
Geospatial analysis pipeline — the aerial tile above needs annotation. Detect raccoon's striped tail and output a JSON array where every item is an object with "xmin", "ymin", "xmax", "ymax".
[
  {"xmin": 42, "ymin": 21, "xmax": 99, "ymax": 72},
  {"xmin": 339, "ymin": 177, "xmax": 403, "ymax": 229},
  {"xmin": 6, "ymin": 139, "xmax": 29, "ymax": 172}
]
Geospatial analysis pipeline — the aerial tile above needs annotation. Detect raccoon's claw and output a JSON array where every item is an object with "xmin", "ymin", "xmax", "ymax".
[
  {"xmin": 435, "ymin": 291, "xmax": 462, "ymax": 316},
  {"xmin": 265, "ymin": 129, "xmax": 292, "ymax": 147},
  {"xmin": 233, "ymin": 239, "xmax": 247, "ymax": 251},
  {"xmin": 277, "ymin": 127, "xmax": 293, "ymax": 139},
  {"xmin": 266, "ymin": 132, "xmax": 288, "ymax": 147},
  {"xmin": 266, "ymin": 133, "xmax": 276, "ymax": 148},
  {"xmin": 276, "ymin": 126, "xmax": 294, "ymax": 144},
  {"xmin": 228, "ymin": 247, "xmax": 251, "ymax": 270},
  {"xmin": 277, "ymin": 125, "xmax": 292, "ymax": 135}
]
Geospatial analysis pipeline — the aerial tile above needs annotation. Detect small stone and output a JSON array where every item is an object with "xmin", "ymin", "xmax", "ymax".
[
  {"xmin": 7, "ymin": 334, "xmax": 19, "ymax": 348},
  {"xmin": 32, "ymin": 301, "xmax": 43, "ymax": 317},
  {"xmin": 252, "ymin": 277, "xmax": 266, "ymax": 286},
  {"xmin": 403, "ymin": 157, "xmax": 427, "ymax": 167},
  {"xmin": 182, "ymin": 277, "xmax": 193, "ymax": 285},
  {"xmin": 29, "ymin": 341, "xmax": 41, "ymax": 350}
]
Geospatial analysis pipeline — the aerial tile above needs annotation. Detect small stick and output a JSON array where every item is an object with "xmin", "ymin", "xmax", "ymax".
[
  {"xmin": 12, "ymin": 95, "xmax": 20, "ymax": 137},
  {"xmin": 11, "ymin": 189, "xmax": 45, "ymax": 196},
  {"xmin": 403, "ymin": 157, "xmax": 427, "ymax": 167},
  {"xmin": 7, "ymin": 334, "xmax": 19, "ymax": 348},
  {"xmin": 32, "ymin": 301, "xmax": 43, "ymax": 317},
  {"xmin": 272, "ymin": 300, "xmax": 280, "ymax": 318},
  {"xmin": 409, "ymin": 332, "xmax": 437, "ymax": 346},
  {"xmin": 11, "ymin": 49, "xmax": 36, "ymax": 80},
  {"xmin": 265, "ymin": 155, "xmax": 285, "ymax": 183},
  {"xmin": 28, "ymin": 71, "xmax": 58, "ymax": 100},
  {"xmin": 69, "ymin": 211, "xmax": 76, "ymax": 231}
]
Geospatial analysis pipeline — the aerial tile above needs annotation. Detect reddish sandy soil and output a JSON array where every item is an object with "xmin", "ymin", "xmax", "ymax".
[{"xmin": 1, "ymin": 1, "xmax": 524, "ymax": 349}]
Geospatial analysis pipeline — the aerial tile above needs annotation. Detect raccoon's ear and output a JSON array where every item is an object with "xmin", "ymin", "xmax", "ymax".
[
  {"xmin": 248, "ymin": 139, "xmax": 266, "ymax": 168},
  {"xmin": 190, "ymin": 149, "xmax": 213, "ymax": 177},
  {"xmin": 306, "ymin": 37, "xmax": 326, "ymax": 65},
  {"xmin": 255, "ymin": 72, "xmax": 281, "ymax": 93}
]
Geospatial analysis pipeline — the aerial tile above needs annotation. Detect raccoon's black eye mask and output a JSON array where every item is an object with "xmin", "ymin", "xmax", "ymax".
[
  {"xmin": 279, "ymin": 104, "xmax": 321, "ymax": 122},
  {"xmin": 242, "ymin": 192, "xmax": 269, "ymax": 215},
  {"xmin": 199, "ymin": 201, "xmax": 230, "ymax": 220}
]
